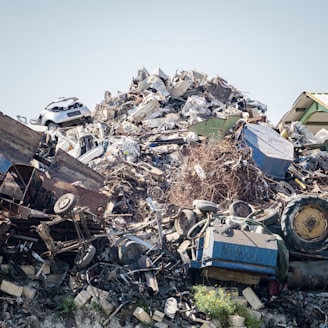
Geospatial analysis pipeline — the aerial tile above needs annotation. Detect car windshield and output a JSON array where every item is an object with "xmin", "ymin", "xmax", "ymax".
[{"xmin": 46, "ymin": 97, "xmax": 80, "ymax": 111}]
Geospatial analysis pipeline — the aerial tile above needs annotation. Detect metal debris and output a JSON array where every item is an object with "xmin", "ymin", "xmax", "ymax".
[{"xmin": 1, "ymin": 69, "xmax": 328, "ymax": 327}]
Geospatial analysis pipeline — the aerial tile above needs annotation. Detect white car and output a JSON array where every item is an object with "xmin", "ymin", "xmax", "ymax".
[{"xmin": 30, "ymin": 97, "xmax": 93, "ymax": 129}]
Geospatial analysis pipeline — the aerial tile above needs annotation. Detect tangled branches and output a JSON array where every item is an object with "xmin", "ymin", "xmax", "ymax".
[{"xmin": 167, "ymin": 138, "xmax": 269, "ymax": 208}]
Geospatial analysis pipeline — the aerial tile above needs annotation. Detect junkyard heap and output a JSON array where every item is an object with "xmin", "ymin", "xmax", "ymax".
[{"xmin": 1, "ymin": 67, "xmax": 328, "ymax": 327}]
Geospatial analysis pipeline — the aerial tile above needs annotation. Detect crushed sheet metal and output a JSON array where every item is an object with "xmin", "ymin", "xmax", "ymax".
[
  {"xmin": 0, "ymin": 112, "xmax": 41, "ymax": 164},
  {"xmin": 41, "ymin": 173, "xmax": 108, "ymax": 213},
  {"xmin": 189, "ymin": 116, "xmax": 241, "ymax": 138},
  {"xmin": 47, "ymin": 148, "xmax": 105, "ymax": 191},
  {"xmin": 125, "ymin": 234, "xmax": 154, "ymax": 250}
]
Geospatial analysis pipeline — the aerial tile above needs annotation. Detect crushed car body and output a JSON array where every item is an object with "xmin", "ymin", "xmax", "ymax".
[{"xmin": 29, "ymin": 96, "xmax": 93, "ymax": 129}]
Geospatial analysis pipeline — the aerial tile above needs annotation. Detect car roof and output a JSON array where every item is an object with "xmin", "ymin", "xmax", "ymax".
[{"xmin": 45, "ymin": 97, "xmax": 80, "ymax": 109}]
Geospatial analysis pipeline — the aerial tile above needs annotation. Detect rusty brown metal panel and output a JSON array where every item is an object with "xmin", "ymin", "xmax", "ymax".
[
  {"xmin": 41, "ymin": 172, "xmax": 108, "ymax": 213},
  {"xmin": 47, "ymin": 148, "xmax": 105, "ymax": 192},
  {"xmin": 0, "ymin": 112, "xmax": 42, "ymax": 164}
]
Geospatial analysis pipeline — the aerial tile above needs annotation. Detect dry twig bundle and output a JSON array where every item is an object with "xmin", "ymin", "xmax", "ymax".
[{"xmin": 167, "ymin": 138, "xmax": 269, "ymax": 208}]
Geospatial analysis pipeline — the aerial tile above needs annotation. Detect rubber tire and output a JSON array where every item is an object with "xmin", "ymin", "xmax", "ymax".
[
  {"xmin": 85, "ymin": 116, "xmax": 93, "ymax": 124},
  {"xmin": 193, "ymin": 200, "xmax": 218, "ymax": 213},
  {"xmin": 254, "ymin": 208, "xmax": 280, "ymax": 226},
  {"xmin": 47, "ymin": 121, "xmax": 59, "ymax": 130},
  {"xmin": 174, "ymin": 209, "xmax": 196, "ymax": 236},
  {"xmin": 54, "ymin": 193, "xmax": 77, "ymax": 215},
  {"xmin": 229, "ymin": 200, "xmax": 253, "ymax": 217},
  {"xmin": 165, "ymin": 204, "xmax": 181, "ymax": 219},
  {"xmin": 75, "ymin": 244, "xmax": 96, "ymax": 269},
  {"xmin": 274, "ymin": 181, "xmax": 296, "ymax": 197},
  {"xmin": 281, "ymin": 195, "xmax": 328, "ymax": 253}
]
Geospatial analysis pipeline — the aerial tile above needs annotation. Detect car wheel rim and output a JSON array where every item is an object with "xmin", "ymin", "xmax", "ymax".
[
  {"xmin": 59, "ymin": 198, "xmax": 70, "ymax": 209},
  {"xmin": 294, "ymin": 206, "xmax": 328, "ymax": 241},
  {"xmin": 235, "ymin": 204, "xmax": 252, "ymax": 217}
]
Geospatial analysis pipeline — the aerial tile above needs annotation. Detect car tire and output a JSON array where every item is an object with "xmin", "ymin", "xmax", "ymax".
[
  {"xmin": 193, "ymin": 200, "xmax": 218, "ymax": 213},
  {"xmin": 85, "ymin": 117, "xmax": 93, "ymax": 124},
  {"xmin": 165, "ymin": 204, "xmax": 181, "ymax": 219},
  {"xmin": 54, "ymin": 193, "xmax": 77, "ymax": 215},
  {"xmin": 75, "ymin": 245, "xmax": 96, "ymax": 269},
  {"xmin": 280, "ymin": 195, "xmax": 328, "ymax": 253},
  {"xmin": 254, "ymin": 208, "xmax": 280, "ymax": 226},
  {"xmin": 229, "ymin": 200, "xmax": 253, "ymax": 217},
  {"xmin": 47, "ymin": 121, "xmax": 59, "ymax": 130},
  {"xmin": 274, "ymin": 181, "xmax": 296, "ymax": 197}
]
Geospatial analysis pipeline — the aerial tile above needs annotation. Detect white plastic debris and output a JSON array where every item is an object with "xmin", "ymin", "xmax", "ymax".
[{"xmin": 164, "ymin": 297, "xmax": 178, "ymax": 319}]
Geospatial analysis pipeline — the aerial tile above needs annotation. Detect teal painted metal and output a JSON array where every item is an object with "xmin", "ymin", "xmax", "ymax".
[
  {"xmin": 190, "ymin": 226, "xmax": 279, "ymax": 280},
  {"xmin": 188, "ymin": 116, "xmax": 240, "ymax": 138}
]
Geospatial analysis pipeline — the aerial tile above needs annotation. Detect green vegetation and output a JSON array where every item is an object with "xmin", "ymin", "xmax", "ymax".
[
  {"xmin": 90, "ymin": 301, "xmax": 103, "ymax": 313},
  {"xmin": 236, "ymin": 305, "xmax": 262, "ymax": 328},
  {"xmin": 193, "ymin": 285, "xmax": 262, "ymax": 328},
  {"xmin": 133, "ymin": 297, "xmax": 149, "ymax": 312},
  {"xmin": 57, "ymin": 295, "xmax": 76, "ymax": 315}
]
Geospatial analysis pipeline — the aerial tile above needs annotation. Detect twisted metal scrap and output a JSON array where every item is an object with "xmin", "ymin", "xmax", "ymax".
[{"xmin": 168, "ymin": 138, "xmax": 269, "ymax": 208}]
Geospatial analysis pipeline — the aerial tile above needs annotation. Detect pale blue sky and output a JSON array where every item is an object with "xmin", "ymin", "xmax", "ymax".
[{"xmin": 1, "ymin": 0, "xmax": 328, "ymax": 125}]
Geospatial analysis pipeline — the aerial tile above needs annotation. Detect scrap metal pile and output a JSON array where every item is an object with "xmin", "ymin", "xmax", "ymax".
[{"xmin": 1, "ymin": 67, "xmax": 328, "ymax": 327}]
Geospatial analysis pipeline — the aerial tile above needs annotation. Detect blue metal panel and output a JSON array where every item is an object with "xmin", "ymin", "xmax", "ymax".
[
  {"xmin": 208, "ymin": 237, "xmax": 277, "ymax": 267},
  {"xmin": 241, "ymin": 123, "xmax": 294, "ymax": 180},
  {"xmin": 0, "ymin": 155, "xmax": 12, "ymax": 174},
  {"xmin": 190, "ymin": 226, "xmax": 278, "ymax": 280},
  {"xmin": 203, "ymin": 260, "xmax": 277, "ymax": 276}
]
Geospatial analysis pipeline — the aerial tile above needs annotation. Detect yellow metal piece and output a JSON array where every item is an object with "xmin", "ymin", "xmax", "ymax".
[
  {"xmin": 295, "ymin": 178, "xmax": 306, "ymax": 190},
  {"xmin": 294, "ymin": 206, "xmax": 328, "ymax": 240},
  {"xmin": 280, "ymin": 129, "xmax": 288, "ymax": 138}
]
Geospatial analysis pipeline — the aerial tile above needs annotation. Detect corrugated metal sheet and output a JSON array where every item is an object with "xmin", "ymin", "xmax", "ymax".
[
  {"xmin": 307, "ymin": 92, "xmax": 328, "ymax": 109},
  {"xmin": 277, "ymin": 92, "xmax": 328, "ymax": 133}
]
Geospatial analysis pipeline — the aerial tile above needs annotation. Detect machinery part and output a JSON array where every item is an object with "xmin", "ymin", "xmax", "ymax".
[
  {"xmin": 253, "ymin": 208, "xmax": 280, "ymax": 226},
  {"xmin": 54, "ymin": 193, "xmax": 77, "ymax": 215},
  {"xmin": 229, "ymin": 200, "xmax": 253, "ymax": 217},
  {"xmin": 225, "ymin": 215, "xmax": 247, "ymax": 228},
  {"xmin": 193, "ymin": 200, "xmax": 218, "ymax": 213},
  {"xmin": 47, "ymin": 121, "xmax": 59, "ymax": 130},
  {"xmin": 165, "ymin": 204, "xmax": 181, "ymax": 219},
  {"xmin": 281, "ymin": 195, "xmax": 328, "ymax": 253},
  {"xmin": 186, "ymin": 218, "xmax": 210, "ymax": 240},
  {"xmin": 274, "ymin": 181, "xmax": 296, "ymax": 197},
  {"xmin": 118, "ymin": 240, "xmax": 145, "ymax": 265},
  {"xmin": 148, "ymin": 186, "xmax": 164, "ymax": 201},
  {"xmin": 137, "ymin": 255, "xmax": 159, "ymax": 293},
  {"xmin": 190, "ymin": 226, "xmax": 279, "ymax": 284},
  {"xmin": 174, "ymin": 209, "xmax": 196, "ymax": 237},
  {"xmin": 75, "ymin": 244, "xmax": 96, "ymax": 269}
]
